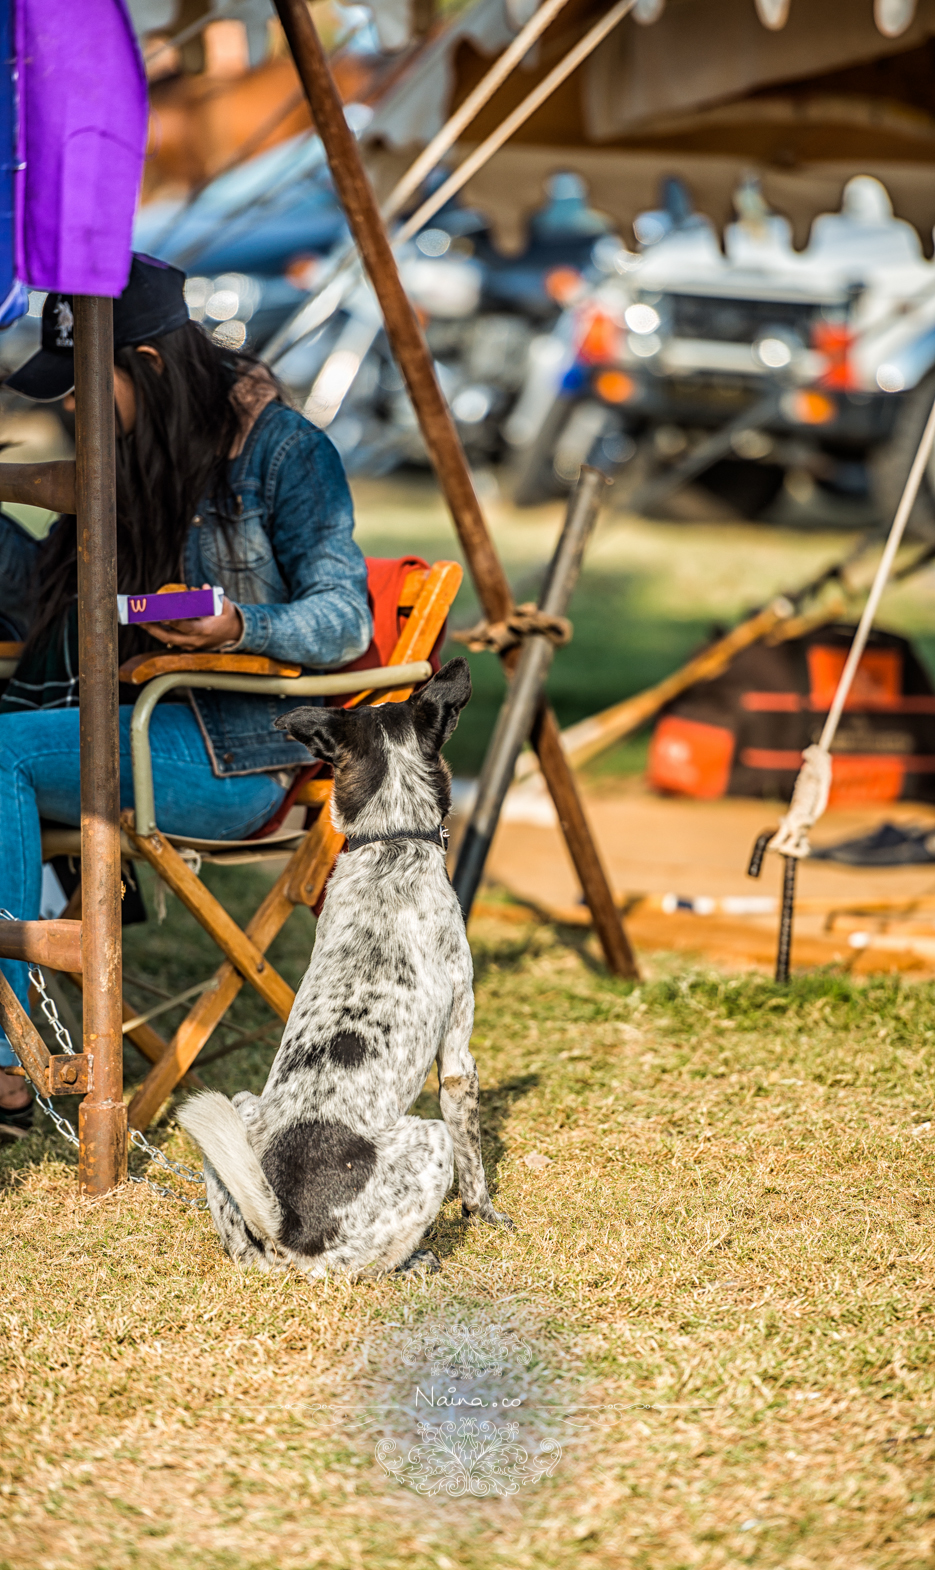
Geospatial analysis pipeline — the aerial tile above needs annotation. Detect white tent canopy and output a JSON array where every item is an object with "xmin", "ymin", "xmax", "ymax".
[
  {"xmin": 366, "ymin": 0, "xmax": 935, "ymax": 145},
  {"xmin": 362, "ymin": 0, "xmax": 935, "ymax": 251}
]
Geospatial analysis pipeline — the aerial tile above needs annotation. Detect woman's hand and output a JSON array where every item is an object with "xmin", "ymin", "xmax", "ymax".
[{"xmin": 147, "ymin": 586, "xmax": 244, "ymax": 652}]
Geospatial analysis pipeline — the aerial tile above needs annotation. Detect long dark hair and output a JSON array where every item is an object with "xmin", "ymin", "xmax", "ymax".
[{"xmin": 26, "ymin": 320, "xmax": 272, "ymax": 659}]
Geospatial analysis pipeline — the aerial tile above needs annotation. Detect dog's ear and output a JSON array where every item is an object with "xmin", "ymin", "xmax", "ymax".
[
  {"xmin": 409, "ymin": 657, "xmax": 472, "ymax": 750},
  {"xmin": 273, "ymin": 705, "xmax": 347, "ymax": 761}
]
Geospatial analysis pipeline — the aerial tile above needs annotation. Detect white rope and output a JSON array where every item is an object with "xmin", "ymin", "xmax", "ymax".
[{"xmin": 769, "ymin": 393, "xmax": 935, "ymax": 859}]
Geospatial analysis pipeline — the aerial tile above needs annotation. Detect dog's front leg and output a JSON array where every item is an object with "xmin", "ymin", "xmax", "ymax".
[{"xmin": 438, "ymin": 1007, "xmax": 513, "ymax": 1229}]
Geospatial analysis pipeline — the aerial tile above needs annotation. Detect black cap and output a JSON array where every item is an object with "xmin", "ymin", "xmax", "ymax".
[{"xmin": 6, "ymin": 253, "xmax": 191, "ymax": 402}]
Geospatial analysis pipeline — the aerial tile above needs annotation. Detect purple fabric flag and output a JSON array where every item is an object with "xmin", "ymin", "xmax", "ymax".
[{"xmin": 17, "ymin": 0, "xmax": 147, "ymax": 297}]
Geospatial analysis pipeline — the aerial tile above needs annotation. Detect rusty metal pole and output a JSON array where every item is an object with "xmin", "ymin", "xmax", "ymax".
[
  {"xmin": 272, "ymin": 0, "xmax": 637, "ymax": 976},
  {"xmin": 530, "ymin": 705, "xmax": 637, "ymax": 975},
  {"xmin": 774, "ymin": 855, "xmax": 797, "ymax": 986},
  {"xmin": 455, "ymin": 469, "xmax": 605, "ymax": 911},
  {"xmin": 74, "ymin": 296, "xmax": 126, "ymax": 1193}
]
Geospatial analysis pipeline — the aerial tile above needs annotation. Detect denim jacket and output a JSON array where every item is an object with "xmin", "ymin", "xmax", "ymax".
[
  {"xmin": 183, "ymin": 401, "xmax": 370, "ymax": 774},
  {"xmin": 0, "ymin": 401, "xmax": 372, "ymax": 775}
]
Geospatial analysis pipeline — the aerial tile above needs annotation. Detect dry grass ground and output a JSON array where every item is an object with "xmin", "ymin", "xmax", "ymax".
[
  {"xmin": 2, "ymin": 874, "xmax": 935, "ymax": 1570},
  {"xmin": 3, "ymin": 478, "xmax": 935, "ymax": 1565}
]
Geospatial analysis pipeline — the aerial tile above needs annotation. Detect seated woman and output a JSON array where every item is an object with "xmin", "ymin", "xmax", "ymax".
[{"xmin": 0, "ymin": 254, "xmax": 372, "ymax": 1131}]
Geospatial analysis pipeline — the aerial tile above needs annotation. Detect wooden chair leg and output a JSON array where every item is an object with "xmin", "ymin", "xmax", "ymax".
[
  {"xmin": 127, "ymin": 810, "xmax": 345, "ymax": 1130},
  {"xmin": 122, "ymin": 813, "xmax": 296, "ymax": 1022},
  {"xmin": 63, "ymin": 971, "xmax": 205, "ymax": 1089}
]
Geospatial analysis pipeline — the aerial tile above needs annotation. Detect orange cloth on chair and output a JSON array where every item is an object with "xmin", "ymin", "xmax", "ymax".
[{"xmin": 352, "ymin": 557, "xmax": 430, "ymax": 672}]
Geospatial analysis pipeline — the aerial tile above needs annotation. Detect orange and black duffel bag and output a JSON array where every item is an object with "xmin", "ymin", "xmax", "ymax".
[{"xmin": 647, "ymin": 625, "xmax": 935, "ymax": 806}]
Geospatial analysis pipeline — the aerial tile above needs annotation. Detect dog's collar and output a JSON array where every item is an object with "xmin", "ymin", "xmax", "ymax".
[{"xmin": 345, "ymin": 824, "xmax": 450, "ymax": 854}]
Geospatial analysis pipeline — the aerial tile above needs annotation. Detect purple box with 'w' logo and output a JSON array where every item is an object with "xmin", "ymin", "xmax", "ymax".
[{"xmin": 116, "ymin": 587, "xmax": 224, "ymax": 626}]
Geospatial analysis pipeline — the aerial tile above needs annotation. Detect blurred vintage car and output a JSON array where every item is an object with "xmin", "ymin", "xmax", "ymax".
[{"xmin": 510, "ymin": 175, "xmax": 935, "ymax": 533}]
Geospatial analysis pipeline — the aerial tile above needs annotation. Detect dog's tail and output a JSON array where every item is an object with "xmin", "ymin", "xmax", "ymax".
[{"xmin": 178, "ymin": 1091, "xmax": 283, "ymax": 1240}]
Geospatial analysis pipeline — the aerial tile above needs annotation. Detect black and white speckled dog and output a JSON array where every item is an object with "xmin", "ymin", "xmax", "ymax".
[{"xmin": 178, "ymin": 657, "xmax": 512, "ymax": 1276}]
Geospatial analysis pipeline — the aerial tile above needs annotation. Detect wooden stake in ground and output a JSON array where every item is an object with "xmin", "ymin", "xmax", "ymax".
[{"xmin": 271, "ymin": 0, "xmax": 637, "ymax": 977}]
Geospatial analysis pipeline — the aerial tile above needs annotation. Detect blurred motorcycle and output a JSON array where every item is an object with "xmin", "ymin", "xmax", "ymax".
[
  {"xmin": 283, "ymin": 173, "xmax": 620, "ymax": 475},
  {"xmin": 133, "ymin": 145, "xmax": 625, "ymax": 476},
  {"xmin": 133, "ymin": 130, "xmax": 353, "ymax": 356}
]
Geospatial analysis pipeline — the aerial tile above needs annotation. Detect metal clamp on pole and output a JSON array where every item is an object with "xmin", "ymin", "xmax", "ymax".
[
  {"xmin": 747, "ymin": 826, "xmax": 797, "ymax": 984},
  {"xmin": 453, "ymin": 467, "xmax": 606, "ymax": 920}
]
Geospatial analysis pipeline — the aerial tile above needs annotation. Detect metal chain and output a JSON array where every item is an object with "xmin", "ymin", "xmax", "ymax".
[
  {"xmin": 0, "ymin": 910, "xmax": 206, "ymax": 1207},
  {"xmin": 30, "ymin": 962, "xmax": 77, "ymax": 1058},
  {"xmin": 127, "ymin": 1170, "xmax": 208, "ymax": 1210},
  {"xmin": 128, "ymin": 1127, "xmax": 207, "ymax": 1209}
]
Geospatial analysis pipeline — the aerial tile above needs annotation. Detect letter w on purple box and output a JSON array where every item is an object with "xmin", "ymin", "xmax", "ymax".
[{"xmin": 117, "ymin": 587, "xmax": 224, "ymax": 625}]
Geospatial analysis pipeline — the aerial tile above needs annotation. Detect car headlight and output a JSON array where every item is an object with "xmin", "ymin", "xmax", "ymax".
[
  {"xmin": 452, "ymin": 385, "xmax": 493, "ymax": 424},
  {"xmin": 629, "ymin": 332, "xmax": 661, "ymax": 359},
  {"xmin": 624, "ymin": 303, "xmax": 661, "ymax": 335},
  {"xmin": 754, "ymin": 335, "xmax": 793, "ymax": 370}
]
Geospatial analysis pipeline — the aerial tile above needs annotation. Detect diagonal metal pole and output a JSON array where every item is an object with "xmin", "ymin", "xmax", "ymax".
[
  {"xmin": 272, "ymin": 0, "xmax": 637, "ymax": 977},
  {"xmin": 454, "ymin": 467, "xmax": 604, "ymax": 912},
  {"xmin": 74, "ymin": 297, "xmax": 126, "ymax": 1193}
]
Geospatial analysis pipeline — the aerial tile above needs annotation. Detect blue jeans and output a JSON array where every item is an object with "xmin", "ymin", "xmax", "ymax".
[{"xmin": 0, "ymin": 704, "xmax": 287, "ymax": 1065}]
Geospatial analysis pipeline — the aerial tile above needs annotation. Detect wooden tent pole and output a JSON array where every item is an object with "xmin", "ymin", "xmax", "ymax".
[
  {"xmin": 74, "ymin": 296, "xmax": 126, "ymax": 1194},
  {"xmin": 273, "ymin": 0, "xmax": 511, "ymax": 621},
  {"xmin": 272, "ymin": 0, "xmax": 637, "ymax": 976}
]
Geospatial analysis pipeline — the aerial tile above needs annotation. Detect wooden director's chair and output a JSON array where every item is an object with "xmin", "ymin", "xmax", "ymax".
[{"xmin": 3, "ymin": 556, "xmax": 461, "ymax": 1132}]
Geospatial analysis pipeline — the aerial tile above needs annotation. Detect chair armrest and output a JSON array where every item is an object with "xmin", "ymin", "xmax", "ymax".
[
  {"xmin": 0, "ymin": 640, "xmax": 22, "ymax": 679},
  {"xmin": 120, "ymin": 651, "xmax": 302, "ymax": 684},
  {"xmin": 129, "ymin": 661, "xmax": 432, "ymax": 837}
]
